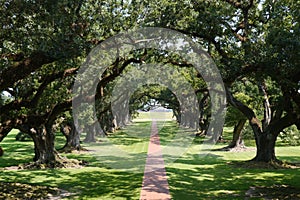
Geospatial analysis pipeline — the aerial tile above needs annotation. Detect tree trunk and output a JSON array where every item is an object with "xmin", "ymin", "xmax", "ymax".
[
  {"xmin": 84, "ymin": 124, "xmax": 96, "ymax": 142},
  {"xmin": 95, "ymin": 124, "xmax": 106, "ymax": 137},
  {"xmin": 0, "ymin": 146, "xmax": 3, "ymax": 156},
  {"xmin": 252, "ymin": 132, "xmax": 277, "ymax": 162},
  {"xmin": 60, "ymin": 122, "xmax": 81, "ymax": 152},
  {"xmin": 227, "ymin": 119, "xmax": 246, "ymax": 149},
  {"xmin": 226, "ymin": 86, "xmax": 298, "ymax": 163},
  {"xmin": 198, "ymin": 92, "xmax": 209, "ymax": 135},
  {"xmin": 29, "ymin": 125, "xmax": 56, "ymax": 164},
  {"xmin": 0, "ymin": 119, "xmax": 13, "ymax": 142},
  {"xmin": 111, "ymin": 117, "xmax": 117, "ymax": 132},
  {"xmin": 197, "ymin": 118, "xmax": 209, "ymax": 136},
  {"xmin": 173, "ymin": 109, "xmax": 180, "ymax": 123}
]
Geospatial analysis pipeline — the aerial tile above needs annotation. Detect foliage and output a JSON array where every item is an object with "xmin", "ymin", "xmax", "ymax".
[
  {"xmin": 279, "ymin": 125, "xmax": 300, "ymax": 146},
  {"xmin": 241, "ymin": 122, "xmax": 255, "ymax": 140},
  {"xmin": 15, "ymin": 132, "xmax": 32, "ymax": 141},
  {"xmin": 1, "ymin": 0, "xmax": 300, "ymax": 164},
  {"xmin": 225, "ymin": 92, "xmax": 252, "ymax": 127}
]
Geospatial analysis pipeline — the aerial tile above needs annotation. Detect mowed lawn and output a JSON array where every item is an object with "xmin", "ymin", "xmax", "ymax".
[{"xmin": 0, "ymin": 114, "xmax": 300, "ymax": 199}]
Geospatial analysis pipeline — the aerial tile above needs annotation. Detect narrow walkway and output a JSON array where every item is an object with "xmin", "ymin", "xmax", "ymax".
[{"xmin": 140, "ymin": 121, "xmax": 171, "ymax": 200}]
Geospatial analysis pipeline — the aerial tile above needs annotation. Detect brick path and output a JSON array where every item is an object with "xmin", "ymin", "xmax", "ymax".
[{"xmin": 140, "ymin": 121, "xmax": 171, "ymax": 200}]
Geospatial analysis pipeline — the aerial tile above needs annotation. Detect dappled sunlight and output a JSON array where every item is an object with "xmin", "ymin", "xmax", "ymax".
[
  {"xmin": 167, "ymin": 158, "xmax": 300, "ymax": 199},
  {"xmin": 0, "ymin": 167, "xmax": 143, "ymax": 199},
  {"xmin": 0, "ymin": 130, "xmax": 34, "ymax": 168},
  {"xmin": 1, "ymin": 121, "xmax": 299, "ymax": 199}
]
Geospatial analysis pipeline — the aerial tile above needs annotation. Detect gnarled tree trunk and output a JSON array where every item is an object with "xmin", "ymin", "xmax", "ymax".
[
  {"xmin": 60, "ymin": 122, "xmax": 81, "ymax": 152},
  {"xmin": 226, "ymin": 86, "xmax": 297, "ymax": 163},
  {"xmin": 0, "ymin": 146, "xmax": 3, "ymax": 156},
  {"xmin": 29, "ymin": 125, "xmax": 56, "ymax": 164},
  {"xmin": 252, "ymin": 131, "xmax": 277, "ymax": 162},
  {"xmin": 84, "ymin": 124, "xmax": 96, "ymax": 143},
  {"xmin": 0, "ymin": 119, "xmax": 13, "ymax": 142},
  {"xmin": 226, "ymin": 119, "xmax": 246, "ymax": 149}
]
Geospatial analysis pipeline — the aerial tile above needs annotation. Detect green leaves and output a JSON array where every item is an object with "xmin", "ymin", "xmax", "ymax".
[{"xmin": 1, "ymin": 0, "xmax": 299, "ymax": 144}]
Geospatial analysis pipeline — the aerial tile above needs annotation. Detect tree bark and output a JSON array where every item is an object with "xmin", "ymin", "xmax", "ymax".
[
  {"xmin": 60, "ymin": 122, "xmax": 81, "ymax": 152},
  {"xmin": 252, "ymin": 131, "xmax": 277, "ymax": 162},
  {"xmin": 0, "ymin": 146, "xmax": 3, "ymax": 156},
  {"xmin": 226, "ymin": 87, "xmax": 278, "ymax": 162},
  {"xmin": 227, "ymin": 119, "xmax": 246, "ymax": 149},
  {"xmin": 198, "ymin": 92, "xmax": 209, "ymax": 134},
  {"xmin": 0, "ymin": 119, "xmax": 14, "ymax": 142},
  {"xmin": 29, "ymin": 125, "xmax": 57, "ymax": 164},
  {"xmin": 84, "ymin": 124, "xmax": 96, "ymax": 143}
]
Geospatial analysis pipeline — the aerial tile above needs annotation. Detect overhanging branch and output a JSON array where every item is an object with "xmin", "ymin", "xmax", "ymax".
[{"xmin": 0, "ymin": 51, "xmax": 56, "ymax": 91}]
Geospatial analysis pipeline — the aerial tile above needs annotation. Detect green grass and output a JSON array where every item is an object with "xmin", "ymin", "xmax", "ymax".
[
  {"xmin": 0, "ymin": 129, "xmax": 144, "ymax": 199},
  {"xmin": 0, "ymin": 118, "xmax": 300, "ymax": 199},
  {"xmin": 0, "ymin": 129, "xmax": 35, "ymax": 167},
  {"xmin": 133, "ymin": 111, "xmax": 174, "ymax": 121},
  {"xmin": 166, "ymin": 139, "xmax": 300, "ymax": 199}
]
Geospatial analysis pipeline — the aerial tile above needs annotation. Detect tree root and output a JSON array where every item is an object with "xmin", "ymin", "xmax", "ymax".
[
  {"xmin": 58, "ymin": 146, "xmax": 89, "ymax": 153},
  {"xmin": 214, "ymin": 145, "xmax": 254, "ymax": 152},
  {"xmin": 230, "ymin": 160, "xmax": 300, "ymax": 169},
  {"xmin": 18, "ymin": 157, "xmax": 88, "ymax": 169}
]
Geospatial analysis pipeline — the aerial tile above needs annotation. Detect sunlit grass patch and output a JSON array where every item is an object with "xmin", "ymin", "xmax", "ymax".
[
  {"xmin": 133, "ymin": 111, "xmax": 175, "ymax": 121},
  {"xmin": 0, "ymin": 129, "xmax": 34, "ymax": 167},
  {"xmin": 0, "ymin": 120, "xmax": 299, "ymax": 199}
]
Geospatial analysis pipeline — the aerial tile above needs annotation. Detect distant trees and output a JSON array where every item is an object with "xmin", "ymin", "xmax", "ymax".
[
  {"xmin": 138, "ymin": 0, "xmax": 300, "ymax": 162},
  {"xmin": 0, "ymin": 0, "xmax": 299, "ymax": 165}
]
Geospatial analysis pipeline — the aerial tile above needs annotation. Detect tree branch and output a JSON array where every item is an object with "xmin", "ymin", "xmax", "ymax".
[
  {"xmin": 0, "ymin": 67, "xmax": 78, "ymax": 114},
  {"xmin": 267, "ymin": 112, "xmax": 298, "ymax": 137},
  {"xmin": 0, "ymin": 51, "xmax": 56, "ymax": 91},
  {"xmin": 226, "ymin": 86, "xmax": 262, "ymax": 137},
  {"xmin": 259, "ymin": 81, "xmax": 271, "ymax": 131}
]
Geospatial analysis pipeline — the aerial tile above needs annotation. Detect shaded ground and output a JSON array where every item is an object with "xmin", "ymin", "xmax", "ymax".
[
  {"xmin": 0, "ymin": 182, "xmax": 60, "ymax": 200},
  {"xmin": 230, "ymin": 160, "xmax": 300, "ymax": 169},
  {"xmin": 245, "ymin": 184, "xmax": 300, "ymax": 199},
  {"xmin": 1, "ymin": 158, "xmax": 87, "ymax": 170},
  {"xmin": 214, "ymin": 146, "xmax": 256, "ymax": 152},
  {"xmin": 0, "ymin": 123, "xmax": 300, "ymax": 199}
]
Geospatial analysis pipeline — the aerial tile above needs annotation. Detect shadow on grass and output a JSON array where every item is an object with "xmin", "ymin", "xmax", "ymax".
[
  {"xmin": 166, "ymin": 152, "xmax": 300, "ymax": 199},
  {"xmin": 0, "ymin": 131, "xmax": 34, "ymax": 167},
  {"xmin": 107, "ymin": 121, "xmax": 151, "ymax": 146},
  {"xmin": 0, "ymin": 168, "xmax": 143, "ymax": 199},
  {"xmin": 0, "ymin": 130, "xmax": 67, "ymax": 168},
  {"xmin": 1, "ymin": 124, "xmax": 300, "ymax": 199},
  {"xmin": 277, "ymin": 156, "xmax": 300, "ymax": 164}
]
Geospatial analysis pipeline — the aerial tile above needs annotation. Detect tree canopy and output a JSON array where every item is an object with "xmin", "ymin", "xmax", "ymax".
[{"xmin": 0, "ymin": 0, "xmax": 299, "ymax": 165}]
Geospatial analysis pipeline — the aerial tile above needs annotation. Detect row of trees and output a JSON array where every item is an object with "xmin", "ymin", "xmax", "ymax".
[{"xmin": 0, "ymin": 0, "xmax": 299, "ymax": 165}]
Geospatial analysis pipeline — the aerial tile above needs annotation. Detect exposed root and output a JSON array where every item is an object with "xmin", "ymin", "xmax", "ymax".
[
  {"xmin": 195, "ymin": 131, "xmax": 205, "ymax": 137},
  {"xmin": 230, "ymin": 160, "xmax": 300, "ymax": 169},
  {"xmin": 21, "ymin": 158, "xmax": 88, "ymax": 169},
  {"xmin": 58, "ymin": 146, "xmax": 89, "ymax": 153},
  {"xmin": 1, "ymin": 157, "xmax": 88, "ymax": 170},
  {"xmin": 215, "ymin": 145, "xmax": 255, "ymax": 152}
]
